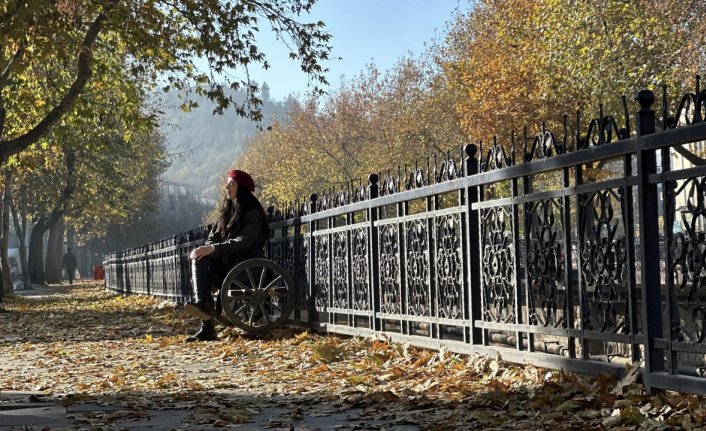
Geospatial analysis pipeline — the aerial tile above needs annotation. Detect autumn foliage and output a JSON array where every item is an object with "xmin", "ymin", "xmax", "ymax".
[
  {"xmin": 237, "ymin": 1, "xmax": 706, "ymax": 204},
  {"xmin": 238, "ymin": 60, "xmax": 465, "ymax": 203}
]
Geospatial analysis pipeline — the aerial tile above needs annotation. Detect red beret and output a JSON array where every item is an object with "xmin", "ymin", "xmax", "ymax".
[{"xmin": 226, "ymin": 169, "xmax": 255, "ymax": 192}]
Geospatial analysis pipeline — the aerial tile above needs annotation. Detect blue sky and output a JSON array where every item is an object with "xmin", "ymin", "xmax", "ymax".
[{"xmin": 249, "ymin": 0, "xmax": 470, "ymax": 101}]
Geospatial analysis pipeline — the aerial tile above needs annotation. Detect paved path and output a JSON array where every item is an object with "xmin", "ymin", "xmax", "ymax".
[
  {"xmin": 0, "ymin": 390, "xmax": 420, "ymax": 430},
  {"xmin": 1, "ymin": 286, "xmax": 421, "ymax": 430}
]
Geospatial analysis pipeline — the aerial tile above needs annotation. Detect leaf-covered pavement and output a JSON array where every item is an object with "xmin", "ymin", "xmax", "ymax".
[{"xmin": 1, "ymin": 283, "xmax": 706, "ymax": 430}]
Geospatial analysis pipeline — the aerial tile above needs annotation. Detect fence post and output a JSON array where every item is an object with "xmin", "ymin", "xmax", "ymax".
[
  {"xmin": 464, "ymin": 144, "xmax": 483, "ymax": 345},
  {"xmin": 368, "ymin": 174, "xmax": 380, "ymax": 331},
  {"xmin": 635, "ymin": 89, "xmax": 664, "ymax": 376},
  {"xmin": 266, "ymin": 206, "xmax": 274, "ymax": 260},
  {"xmin": 144, "ymin": 244, "xmax": 151, "ymax": 297},
  {"xmin": 308, "ymin": 193, "xmax": 318, "ymax": 326}
]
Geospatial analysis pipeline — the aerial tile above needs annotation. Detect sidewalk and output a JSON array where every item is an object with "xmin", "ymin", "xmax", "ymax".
[
  {"xmin": 10, "ymin": 284, "xmax": 69, "ymax": 298},
  {"xmin": 0, "ymin": 390, "xmax": 420, "ymax": 430},
  {"xmin": 1, "ymin": 285, "xmax": 422, "ymax": 430}
]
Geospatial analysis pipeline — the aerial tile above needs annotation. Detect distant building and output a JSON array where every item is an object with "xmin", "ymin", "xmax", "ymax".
[{"xmin": 159, "ymin": 180, "xmax": 217, "ymax": 211}]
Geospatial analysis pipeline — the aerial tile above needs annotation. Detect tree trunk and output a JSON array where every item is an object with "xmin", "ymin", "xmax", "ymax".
[
  {"xmin": 10, "ymin": 196, "xmax": 32, "ymax": 290},
  {"xmin": 66, "ymin": 226, "xmax": 75, "ymax": 250},
  {"xmin": 45, "ymin": 218, "xmax": 64, "ymax": 283},
  {"xmin": 0, "ymin": 96, "xmax": 5, "ymax": 304},
  {"xmin": 1, "ymin": 170, "xmax": 11, "ymax": 297},
  {"xmin": 28, "ymin": 221, "xmax": 48, "ymax": 284},
  {"xmin": 27, "ymin": 147, "xmax": 77, "ymax": 285}
]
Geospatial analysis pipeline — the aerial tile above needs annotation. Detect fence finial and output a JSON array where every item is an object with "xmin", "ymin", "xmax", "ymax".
[
  {"xmin": 464, "ymin": 143, "xmax": 477, "ymax": 159},
  {"xmin": 635, "ymin": 89, "xmax": 655, "ymax": 109},
  {"xmin": 635, "ymin": 89, "xmax": 656, "ymax": 137},
  {"xmin": 368, "ymin": 173, "xmax": 379, "ymax": 199},
  {"xmin": 464, "ymin": 144, "xmax": 478, "ymax": 176},
  {"xmin": 309, "ymin": 193, "xmax": 318, "ymax": 214}
]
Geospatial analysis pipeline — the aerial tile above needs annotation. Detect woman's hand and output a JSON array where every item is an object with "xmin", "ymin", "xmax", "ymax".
[{"xmin": 189, "ymin": 245, "xmax": 215, "ymax": 260}]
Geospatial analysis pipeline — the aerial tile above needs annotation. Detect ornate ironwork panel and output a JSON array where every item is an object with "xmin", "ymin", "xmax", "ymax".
[
  {"xmin": 481, "ymin": 142, "xmax": 512, "ymax": 172},
  {"xmin": 351, "ymin": 227, "xmax": 370, "ymax": 310},
  {"xmin": 480, "ymin": 205, "xmax": 516, "ymax": 323},
  {"xmin": 435, "ymin": 158, "xmax": 460, "ymax": 183},
  {"xmin": 581, "ymin": 115, "xmax": 625, "ymax": 149},
  {"xmin": 380, "ymin": 173, "xmax": 399, "ymax": 197},
  {"xmin": 269, "ymin": 240, "xmax": 285, "ymax": 269},
  {"xmin": 525, "ymin": 198, "xmax": 567, "ymax": 328},
  {"xmin": 332, "ymin": 231, "xmax": 349, "ymax": 309},
  {"xmin": 314, "ymin": 234, "xmax": 330, "ymax": 310},
  {"xmin": 406, "ymin": 168, "xmax": 427, "ymax": 190},
  {"xmin": 379, "ymin": 223, "xmax": 401, "ymax": 314},
  {"xmin": 297, "ymin": 236, "xmax": 309, "ymax": 306},
  {"xmin": 317, "ymin": 194, "xmax": 330, "ymax": 212},
  {"xmin": 665, "ymin": 80, "xmax": 706, "ymax": 130},
  {"xmin": 154, "ymin": 255, "xmax": 164, "ymax": 295},
  {"xmin": 282, "ymin": 236, "xmax": 306, "ymax": 307},
  {"xmin": 524, "ymin": 130, "xmax": 564, "ymax": 161},
  {"xmin": 435, "ymin": 213, "xmax": 464, "ymax": 319},
  {"xmin": 665, "ymin": 177, "xmax": 706, "ymax": 343},
  {"xmin": 179, "ymin": 252, "xmax": 191, "ymax": 298},
  {"xmin": 578, "ymin": 189, "xmax": 629, "ymax": 333},
  {"xmin": 169, "ymin": 254, "xmax": 179, "ymax": 296},
  {"xmin": 283, "ymin": 238, "xmax": 296, "ymax": 282},
  {"xmin": 351, "ymin": 183, "xmax": 367, "ymax": 203},
  {"xmin": 406, "ymin": 218, "xmax": 430, "ymax": 316}
]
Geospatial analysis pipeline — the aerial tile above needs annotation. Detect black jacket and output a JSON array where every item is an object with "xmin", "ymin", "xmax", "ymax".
[
  {"xmin": 206, "ymin": 207, "xmax": 268, "ymax": 268},
  {"xmin": 62, "ymin": 252, "xmax": 78, "ymax": 269}
]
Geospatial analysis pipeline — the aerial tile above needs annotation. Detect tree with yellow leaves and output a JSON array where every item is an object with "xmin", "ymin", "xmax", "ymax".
[
  {"xmin": 236, "ymin": 57, "xmax": 465, "ymax": 205},
  {"xmin": 442, "ymin": 0, "xmax": 706, "ymax": 150}
]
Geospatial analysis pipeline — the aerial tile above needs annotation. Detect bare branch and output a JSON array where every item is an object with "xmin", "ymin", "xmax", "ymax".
[{"xmin": 0, "ymin": 44, "xmax": 25, "ymax": 89}]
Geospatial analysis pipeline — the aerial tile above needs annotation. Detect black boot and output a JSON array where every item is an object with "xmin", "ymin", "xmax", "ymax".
[
  {"xmin": 184, "ymin": 296, "xmax": 215, "ymax": 321},
  {"xmin": 186, "ymin": 320, "xmax": 218, "ymax": 342}
]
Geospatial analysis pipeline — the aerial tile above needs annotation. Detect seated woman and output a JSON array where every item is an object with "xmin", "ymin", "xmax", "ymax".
[{"xmin": 184, "ymin": 169, "xmax": 268, "ymax": 341}]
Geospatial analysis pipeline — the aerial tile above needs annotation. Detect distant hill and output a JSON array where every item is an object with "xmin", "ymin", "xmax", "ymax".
[{"xmin": 156, "ymin": 84, "xmax": 290, "ymax": 199}]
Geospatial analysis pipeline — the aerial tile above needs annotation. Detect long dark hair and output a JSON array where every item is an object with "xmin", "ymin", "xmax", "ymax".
[{"xmin": 215, "ymin": 186, "xmax": 268, "ymax": 239}]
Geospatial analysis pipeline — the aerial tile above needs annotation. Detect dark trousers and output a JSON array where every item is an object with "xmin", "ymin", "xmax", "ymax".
[
  {"xmin": 66, "ymin": 267, "xmax": 76, "ymax": 283},
  {"xmin": 191, "ymin": 256, "xmax": 228, "ymax": 311}
]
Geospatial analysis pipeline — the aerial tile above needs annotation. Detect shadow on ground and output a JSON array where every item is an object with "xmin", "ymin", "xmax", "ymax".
[{"xmin": 1, "ymin": 384, "xmax": 473, "ymax": 430}]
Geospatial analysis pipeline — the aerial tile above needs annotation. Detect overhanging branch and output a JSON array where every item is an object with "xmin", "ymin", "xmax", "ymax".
[{"xmin": 0, "ymin": 3, "xmax": 113, "ymax": 159}]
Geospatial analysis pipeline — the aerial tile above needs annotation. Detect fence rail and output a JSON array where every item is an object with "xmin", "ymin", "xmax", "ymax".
[{"xmin": 105, "ymin": 85, "xmax": 706, "ymax": 394}]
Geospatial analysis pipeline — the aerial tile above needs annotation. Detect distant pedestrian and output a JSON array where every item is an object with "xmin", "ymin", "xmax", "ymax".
[
  {"xmin": 93, "ymin": 265, "xmax": 105, "ymax": 280},
  {"xmin": 62, "ymin": 248, "xmax": 78, "ymax": 284}
]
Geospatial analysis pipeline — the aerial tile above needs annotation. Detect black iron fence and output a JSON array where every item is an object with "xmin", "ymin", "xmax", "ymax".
[{"xmin": 105, "ymin": 84, "xmax": 706, "ymax": 394}]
